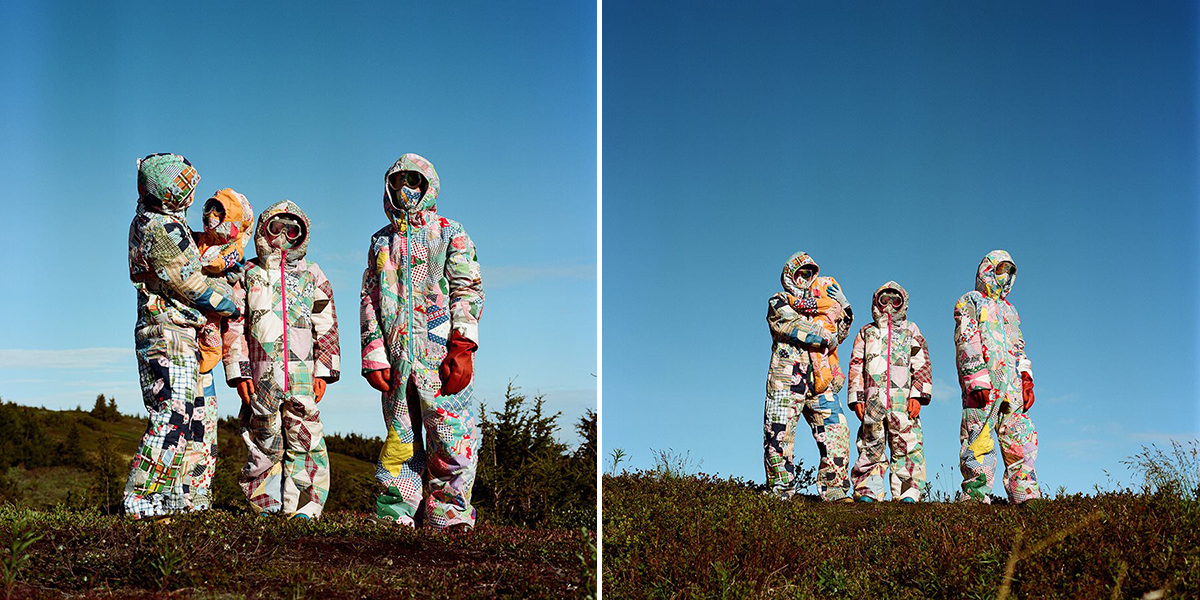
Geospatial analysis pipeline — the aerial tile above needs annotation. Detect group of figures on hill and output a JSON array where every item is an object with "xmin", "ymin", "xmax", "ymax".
[
  {"xmin": 764, "ymin": 249, "xmax": 1039, "ymax": 504},
  {"xmin": 125, "ymin": 152, "xmax": 484, "ymax": 531}
]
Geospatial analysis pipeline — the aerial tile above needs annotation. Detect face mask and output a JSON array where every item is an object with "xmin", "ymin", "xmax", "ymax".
[
  {"xmin": 401, "ymin": 186, "xmax": 423, "ymax": 205},
  {"xmin": 995, "ymin": 273, "xmax": 1010, "ymax": 289}
]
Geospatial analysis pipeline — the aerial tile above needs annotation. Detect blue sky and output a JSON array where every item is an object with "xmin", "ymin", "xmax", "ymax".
[
  {"xmin": 603, "ymin": 1, "xmax": 1200, "ymax": 495},
  {"xmin": 0, "ymin": 2, "xmax": 596, "ymax": 444}
]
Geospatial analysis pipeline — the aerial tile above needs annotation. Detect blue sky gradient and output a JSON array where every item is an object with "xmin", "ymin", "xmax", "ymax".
[
  {"xmin": 0, "ymin": 2, "xmax": 596, "ymax": 443},
  {"xmin": 603, "ymin": 1, "xmax": 1199, "ymax": 495}
]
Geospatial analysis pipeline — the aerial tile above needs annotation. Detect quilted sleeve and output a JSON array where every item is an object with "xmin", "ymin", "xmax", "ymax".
[
  {"xmin": 145, "ymin": 217, "xmax": 239, "ymax": 318},
  {"xmin": 908, "ymin": 322, "xmax": 933, "ymax": 404},
  {"xmin": 360, "ymin": 236, "xmax": 390, "ymax": 374},
  {"xmin": 953, "ymin": 293, "xmax": 991, "ymax": 394},
  {"xmin": 445, "ymin": 222, "xmax": 485, "ymax": 345},
  {"xmin": 846, "ymin": 328, "xmax": 867, "ymax": 407},
  {"xmin": 310, "ymin": 262, "xmax": 341, "ymax": 382},
  {"xmin": 767, "ymin": 294, "xmax": 835, "ymax": 349},
  {"xmin": 1010, "ymin": 302, "xmax": 1033, "ymax": 380},
  {"xmin": 221, "ymin": 277, "xmax": 252, "ymax": 384}
]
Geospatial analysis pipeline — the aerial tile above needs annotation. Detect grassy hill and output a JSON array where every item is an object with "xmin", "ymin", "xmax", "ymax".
[
  {"xmin": 0, "ymin": 397, "xmax": 597, "ymax": 597},
  {"xmin": 603, "ymin": 472, "xmax": 1199, "ymax": 598}
]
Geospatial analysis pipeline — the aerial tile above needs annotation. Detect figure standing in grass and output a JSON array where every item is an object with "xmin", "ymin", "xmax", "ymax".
[
  {"xmin": 763, "ymin": 251, "xmax": 854, "ymax": 501},
  {"xmin": 225, "ymin": 200, "xmax": 340, "ymax": 519},
  {"xmin": 361, "ymin": 153, "xmax": 485, "ymax": 530},
  {"xmin": 125, "ymin": 153, "xmax": 240, "ymax": 520},
  {"xmin": 847, "ymin": 282, "xmax": 932, "ymax": 502},
  {"xmin": 185, "ymin": 188, "xmax": 254, "ymax": 511},
  {"xmin": 953, "ymin": 250, "xmax": 1040, "ymax": 503}
]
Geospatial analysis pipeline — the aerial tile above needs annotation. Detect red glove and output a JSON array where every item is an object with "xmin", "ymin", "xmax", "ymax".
[
  {"xmin": 907, "ymin": 398, "xmax": 921, "ymax": 419},
  {"xmin": 314, "ymin": 378, "xmax": 328, "ymax": 403},
  {"xmin": 233, "ymin": 379, "xmax": 255, "ymax": 406},
  {"xmin": 966, "ymin": 388, "xmax": 990, "ymax": 409},
  {"xmin": 365, "ymin": 368, "xmax": 392, "ymax": 393},
  {"xmin": 1021, "ymin": 373, "xmax": 1034, "ymax": 412},
  {"xmin": 439, "ymin": 332, "xmax": 478, "ymax": 396},
  {"xmin": 851, "ymin": 403, "xmax": 865, "ymax": 421}
]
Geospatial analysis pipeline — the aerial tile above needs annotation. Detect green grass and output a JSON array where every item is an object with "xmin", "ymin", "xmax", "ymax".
[{"xmin": 603, "ymin": 473, "xmax": 1200, "ymax": 598}]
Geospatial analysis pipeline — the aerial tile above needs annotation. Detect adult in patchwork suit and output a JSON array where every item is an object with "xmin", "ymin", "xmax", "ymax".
[
  {"xmin": 125, "ymin": 153, "xmax": 240, "ymax": 520},
  {"xmin": 361, "ymin": 153, "xmax": 485, "ymax": 530},
  {"xmin": 847, "ymin": 282, "xmax": 932, "ymax": 502},
  {"xmin": 764, "ymin": 251, "xmax": 854, "ymax": 501},
  {"xmin": 954, "ymin": 250, "xmax": 1040, "ymax": 503},
  {"xmin": 225, "ymin": 200, "xmax": 340, "ymax": 519}
]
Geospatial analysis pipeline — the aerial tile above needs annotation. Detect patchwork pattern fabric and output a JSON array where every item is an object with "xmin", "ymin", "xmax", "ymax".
[
  {"xmin": 361, "ymin": 154, "xmax": 485, "ymax": 528},
  {"xmin": 181, "ymin": 371, "xmax": 219, "ymax": 510},
  {"xmin": 847, "ymin": 282, "xmax": 932, "ymax": 501},
  {"xmin": 954, "ymin": 250, "xmax": 1040, "ymax": 503},
  {"xmin": 195, "ymin": 189, "xmax": 254, "ymax": 374},
  {"xmin": 124, "ymin": 327, "xmax": 201, "ymax": 518},
  {"xmin": 764, "ymin": 252, "xmax": 852, "ymax": 501},
  {"xmin": 225, "ymin": 200, "xmax": 339, "ymax": 517}
]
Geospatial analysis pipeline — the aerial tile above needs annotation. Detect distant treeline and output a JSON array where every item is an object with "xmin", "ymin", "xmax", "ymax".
[{"xmin": 0, "ymin": 387, "xmax": 597, "ymax": 530}]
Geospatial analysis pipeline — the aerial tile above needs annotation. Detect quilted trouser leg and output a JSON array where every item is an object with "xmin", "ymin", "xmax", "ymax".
[
  {"xmin": 958, "ymin": 401, "xmax": 997, "ymax": 503},
  {"xmin": 124, "ymin": 328, "xmax": 199, "ymax": 519},
  {"xmin": 239, "ymin": 387, "xmax": 285, "ymax": 514},
  {"xmin": 764, "ymin": 389, "xmax": 802, "ymax": 497},
  {"xmin": 803, "ymin": 390, "xmax": 851, "ymax": 501},
  {"xmin": 183, "ymin": 370, "xmax": 218, "ymax": 511},
  {"xmin": 851, "ymin": 410, "xmax": 888, "ymax": 501},
  {"xmin": 375, "ymin": 374, "xmax": 426, "ymax": 526},
  {"xmin": 888, "ymin": 409, "xmax": 925, "ymax": 501},
  {"xmin": 419, "ymin": 377, "xmax": 481, "ymax": 529},
  {"xmin": 281, "ymin": 393, "xmax": 330, "ymax": 518},
  {"xmin": 999, "ymin": 409, "xmax": 1040, "ymax": 503}
]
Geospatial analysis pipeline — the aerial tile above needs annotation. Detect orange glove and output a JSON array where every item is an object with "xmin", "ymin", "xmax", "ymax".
[
  {"xmin": 365, "ymin": 368, "xmax": 392, "ymax": 393},
  {"xmin": 234, "ymin": 379, "xmax": 255, "ymax": 406},
  {"xmin": 314, "ymin": 378, "xmax": 328, "ymax": 403},
  {"xmin": 851, "ymin": 403, "xmax": 865, "ymax": 421},
  {"xmin": 1021, "ymin": 373, "xmax": 1034, "ymax": 412},
  {"xmin": 439, "ymin": 332, "xmax": 478, "ymax": 396},
  {"xmin": 907, "ymin": 398, "xmax": 921, "ymax": 419}
]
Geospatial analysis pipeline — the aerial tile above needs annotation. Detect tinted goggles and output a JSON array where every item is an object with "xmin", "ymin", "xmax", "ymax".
[
  {"xmin": 388, "ymin": 170, "xmax": 426, "ymax": 190},
  {"xmin": 265, "ymin": 216, "xmax": 303, "ymax": 241},
  {"xmin": 876, "ymin": 291, "xmax": 902, "ymax": 308}
]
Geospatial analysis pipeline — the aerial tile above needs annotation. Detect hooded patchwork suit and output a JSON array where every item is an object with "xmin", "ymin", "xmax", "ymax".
[
  {"xmin": 847, "ymin": 282, "xmax": 933, "ymax": 501},
  {"xmin": 225, "ymin": 200, "xmax": 340, "ymax": 518},
  {"xmin": 186, "ymin": 188, "xmax": 254, "ymax": 510},
  {"xmin": 361, "ymin": 153, "xmax": 485, "ymax": 528},
  {"xmin": 125, "ymin": 154, "xmax": 239, "ymax": 519},
  {"xmin": 764, "ymin": 252, "xmax": 853, "ymax": 500},
  {"xmin": 954, "ymin": 250, "xmax": 1040, "ymax": 503}
]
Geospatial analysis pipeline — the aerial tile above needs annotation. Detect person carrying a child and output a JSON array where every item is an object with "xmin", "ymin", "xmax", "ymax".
[
  {"xmin": 361, "ymin": 153, "xmax": 485, "ymax": 531},
  {"xmin": 954, "ymin": 250, "xmax": 1039, "ymax": 504},
  {"xmin": 847, "ymin": 281, "xmax": 932, "ymax": 502},
  {"xmin": 764, "ymin": 251, "xmax": 854, "ymax": 501},
  {"xmin": 183, "ymin": 188, "xmax": 254, "ymax": 511},
  {"xmin": 125, "ymin": 153, "xmax": 240, "ymax": 520},
  {"xmin": 225, "ymin": 200, "xmax": 340, "ymax": 519}
]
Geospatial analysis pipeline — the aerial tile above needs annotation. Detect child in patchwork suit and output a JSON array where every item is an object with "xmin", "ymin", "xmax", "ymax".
[
  {"xmin": 184, "ymin": 188, "xmax": 254, "ymax": 510},
  {"xmin": 225, "ymin": 199, "xmax": 340, "ymax": 519},
  {"xmin": 847, "ymin": 281, "xmax": 932, "ymax": 502}
]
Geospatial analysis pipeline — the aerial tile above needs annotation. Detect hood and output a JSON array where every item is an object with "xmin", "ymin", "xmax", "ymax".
[
  {"xmin": 975, "ymin": 250, "xmax": 1016, "ymax": 300},
  {"xmin": 781, "ymin": 251, "xmax": 818, "ymax": 297},
  {"xmin": 383, "ymin": 153, "xmax": 441, "ymax": 218},
  {"xmin": 871, "ymin": 280, "xmax": 909, "ymax": 325},
  {"xmin": 254, "ymin": 200, "xmax": 311, "ymax": 264},
  {"xmin": 203, "ymin": 188, "xmax": 254, "ymax": 247},
  {"xmin": 136, "ymin": 153, "xmax": 200, "ymax": 214}
]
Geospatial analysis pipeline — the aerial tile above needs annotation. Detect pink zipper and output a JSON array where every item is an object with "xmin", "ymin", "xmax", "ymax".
[
  {"xmin": 281, "ymin": 248, "xmax": 289, "ymax": 393},
  {"xmin": 885, "ymin": 312, "xmax": 892, "ymax": 410}
]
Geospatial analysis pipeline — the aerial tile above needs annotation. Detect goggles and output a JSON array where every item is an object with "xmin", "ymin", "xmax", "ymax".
[
  {"xmin": 795, "ymin": 266, "xmax": 817, "ymax": 281},
  {"xmin": 203, "ymin": 198, "xmax": 225, "ymax": 222},
  {"xmin": 996, "ymin": 261, "xmax": 1016, "ymax": 276},
  {"xmin": 876, "ymin": 291, "xmax": 902, "ymax": 308},
  {"xmin": 265, "ymin": 215, "xmax": 304, "ymax": 241},
  {"xmin": 388, "ymin": 170, "xmax": 426, "ymax": 190}
]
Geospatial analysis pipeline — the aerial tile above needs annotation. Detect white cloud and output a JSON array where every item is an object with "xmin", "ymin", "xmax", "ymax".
[
  {"xmin": 931, "ymin": 377, "xmax": 958, "ymax": 403},
  {"xmin": 0, "ymin": 348, "xmax": 133, "ymax": 370}
]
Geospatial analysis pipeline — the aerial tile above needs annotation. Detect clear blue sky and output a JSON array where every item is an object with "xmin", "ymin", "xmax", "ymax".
[
  {"xmin": 603, "ymin": 1, "xmax": 1200, "ymax": 495},
  {"xmin": 0, "ymin": 2, "xmax": 596, "ymax": 444}
]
